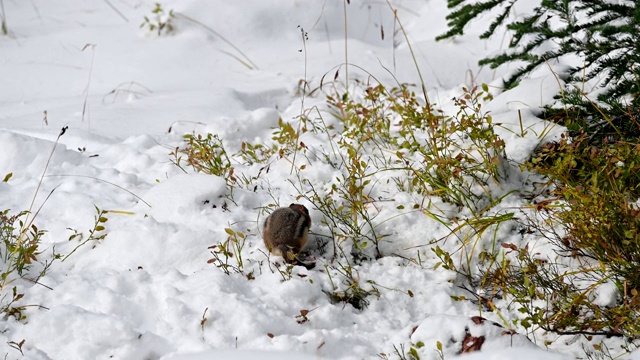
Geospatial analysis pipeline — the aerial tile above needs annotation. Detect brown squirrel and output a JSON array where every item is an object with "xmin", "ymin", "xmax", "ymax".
[{"xmin": 263, "ymin": 203, "xmax": 311, "ymax": 263}]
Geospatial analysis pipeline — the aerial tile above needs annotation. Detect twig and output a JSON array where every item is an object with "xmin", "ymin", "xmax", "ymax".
[
  {"xmin": 101, "ymin": 0, "xmax": 128, "ymax": 22},
  {"xmin": 44, "ymin": 174, "xmax": 151, "ymax": 208},
  {"xmin": 81, "ymin": 44, "xmax": 96, "ymax": 132},
  {"xmin": 174, "ymin": 12, "xmax": 258, "ymax": 70}
]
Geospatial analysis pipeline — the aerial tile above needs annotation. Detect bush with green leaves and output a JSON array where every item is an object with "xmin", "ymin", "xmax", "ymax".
[
  {"xmin": 387, "ymin": 341, "xmax": 426, "ymax": 360},
  {"xmin": 173, "ymin": 72, "xmax": 640, "ymax": 346},
  {"xmin": 207, "ymin": 227, "xmax": 255, "ymax": 280},
  {"xmin": 63, "ymin": 206, "xmax": 109, "ymax": 262},
  {"xmin": 176, "ymin": 133, "xmax": 233, "ymax": 177},
  {"xmin": 291, "ymin": 86, "xmax": 398, "ymax": 261},
  {"xmin": 438, "ymin": 0, "xmax": 640, "ymax": 111},
  {"xmin": 394, "ymin": 84, "xmax": 510, "ymax": 213},
  {"xmin": 180, "ymin": 81, "xmax": 520, "ymax": 312},
  {"xmin": 432, "ymin": 3, "xmax": 640, "ymax": 340},
  {"xmin": 323, "ymin": 254, "xmax": 380, "ymax": 310},
  {"xmin": 0, "ymin": 208, "xmax": 47, "ymax": 320},
  {"xmin": 140, "ymin": 3, "xmax": 175, "ymax": 36},
  {"xmin": 505, "ymin": 128, "xmax": 640, "ymax": 338},
  {"xmin": 439, "ymin": 124, "xmax": 640, "ymax": 343},
  {"xmin": 0, "ymin": 129, "xmax": 111, "ymax": 322},
  {"xmin": 0, "ymin": 202, "xmax": 109, "ymax": 322},
  {"xmin": 173, "ymin": 132, "xmax": 240, "ymax": 198}
]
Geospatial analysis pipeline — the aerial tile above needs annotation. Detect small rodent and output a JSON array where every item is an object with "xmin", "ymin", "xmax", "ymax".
[{"xmin": 263, "ymin": 203, "xmax": 311, "ymax": 263}]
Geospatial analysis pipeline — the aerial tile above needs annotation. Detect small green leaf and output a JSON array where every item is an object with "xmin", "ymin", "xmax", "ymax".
[
  {"xmin": 2, "ymin": 173, "xmax": 12, "ymax": 182},
  {"xmin": 224, "ymin": 228, "xmax": 235, "ymax": 236}
]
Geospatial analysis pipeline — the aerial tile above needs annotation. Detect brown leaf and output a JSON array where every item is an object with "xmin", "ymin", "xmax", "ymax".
[
  {"xmin": 460, "ymin": 334, "xmax": 485, "ymax": 353},
  {"xmin": 320, "ymin": 73, "xmax": 327, "ymax": 90}
]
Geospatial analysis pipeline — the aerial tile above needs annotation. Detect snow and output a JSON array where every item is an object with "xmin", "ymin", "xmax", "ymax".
[
  {"xmin": 0, "ymin": 0, "xmax": 638, "ymax": 359},
  {"xmin": 591, "ymin": 281, "xmax": 619, "ymax": 308}
]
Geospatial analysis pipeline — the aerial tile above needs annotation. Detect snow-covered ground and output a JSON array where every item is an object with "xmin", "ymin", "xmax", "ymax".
[{"xmin": 0, "ymin": 1, "xmax": 637, "ymax": 359}]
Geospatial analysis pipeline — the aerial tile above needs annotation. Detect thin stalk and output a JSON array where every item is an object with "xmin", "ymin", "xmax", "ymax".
[
  {"xmin": 81, "ymin": 44, "xmax": 96, "ymax": 132},
  {"xmin": 291, "ymin": 26, "xmax": 309, "ymax": 175},
  {"xmin": 44, "ymin": 174, "xmax": 151, "ymax": 207},
  {"xmin": 384, "ymin": 0, "xmax": 429, "ymax": 104},
  {"xmin": 20, "ymin": 126, "xmax": 67, "ymax": 237},
  {"xmin": 101, "ymin": 0, "xmax": 128, "ymax": 22},
  {"xmin": 2, "ymin": 127, "xmax": 68, "ymax": 289},
  {"xmin": 343, "ymin": 0, "xmax": 349, "ymax": 88},
  {"xmin": 175, "ymin": 12, "xmax": 258, "ymax": 70},
  {"xmin": 0, "ymin": 0, "xmax": 7, "ymax": 35}
]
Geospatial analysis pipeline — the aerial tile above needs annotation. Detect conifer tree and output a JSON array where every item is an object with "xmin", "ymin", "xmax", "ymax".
[{"xmin": 438, "ymin": 0, "xmax": 640, "ymax": 109}]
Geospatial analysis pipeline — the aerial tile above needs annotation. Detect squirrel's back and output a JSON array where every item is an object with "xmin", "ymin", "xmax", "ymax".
[{"xmin": 263, "ymin": 204, "xmax": 311, "ymax": 262}]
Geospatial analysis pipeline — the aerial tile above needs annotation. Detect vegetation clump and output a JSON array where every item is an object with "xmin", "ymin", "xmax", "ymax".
[{"xmin": 171, "ymin": 1, "xmax": 640, "ymax": 348}]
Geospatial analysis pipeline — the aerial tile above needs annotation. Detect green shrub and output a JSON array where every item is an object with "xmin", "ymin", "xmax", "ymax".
[
  {"xmin": 178, "ymin": 133, "xmax": 233, "ymax": 177},
  {"xmin": 529, "ymin": 131, "xmax": 640, "ymax": 267},
  {"xmin": 323, "ymin": 249, "xmax": 380, "ymax": 310},
  {"xmin": 170, "ymin": 80, "xmax": 630, "ymax": 338},
  {"xmin": 140, "ymin": 3, "xmax": 175, "ymax": 36},
  {"xmin": 300, "ymin": 83, "xmax": 520, "ymax": 309},
  {"xmin": 174, "ymin": 132, "xmax": 239, "ymax": 200},
  {"xmin": 207, "ymin": 227, "xmax": 254, "ymax": 280},
  {"xmin": 0, "ymin": 209, "xmax": 47, "ymax": 320},
  {"xmin": 0, "ymin": 210, "xmax": 43, "ymax": 279},
  {"xmin": 0, "ymin": 129, "xmax": 103, "ymax": 324},
  {"xmin": 394, "ymin": 84, "xmax": 509, "ymax": 213},
  {"xmin": 464, "ymin": 127, "xmax": 640, "ymax": 339},
  {"xmin": 524, "ymin": 130, "xmax": 640, "ymax": 336},
  {"xmin": 62, "ymin": 206, "xmax": 109, "ymax": 262}
]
